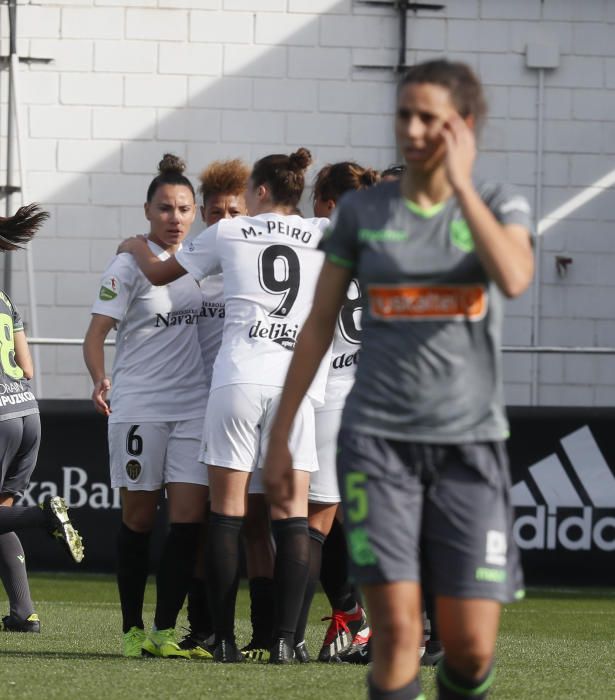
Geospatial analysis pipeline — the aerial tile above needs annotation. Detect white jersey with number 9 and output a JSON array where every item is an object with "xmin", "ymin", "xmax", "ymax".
[{"xmin": 176, "ymin": 212, "xmax": 330, "ymax": 405}]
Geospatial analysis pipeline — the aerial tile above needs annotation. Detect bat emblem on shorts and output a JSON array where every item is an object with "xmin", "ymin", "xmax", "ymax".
[{"xmin": 125, "ymin": 459, "xmax": 142, "ymax": 481}]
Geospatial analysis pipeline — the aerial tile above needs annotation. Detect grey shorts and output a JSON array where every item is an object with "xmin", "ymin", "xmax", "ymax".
[
  {"xmin": 337, "ymin": 429, "xmax": 524, "ymax": 603},
  {"xmin": 0, "ymin": 413, "xmax": 41, "ymax": 498}
]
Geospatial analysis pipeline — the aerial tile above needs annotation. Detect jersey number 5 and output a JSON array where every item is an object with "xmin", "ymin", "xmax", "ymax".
[{"xmin": 258, "ymin": 244, "xmax": 300, "ymax": 318}]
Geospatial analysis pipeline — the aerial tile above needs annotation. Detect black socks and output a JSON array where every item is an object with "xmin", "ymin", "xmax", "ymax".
[
  {"xmin": 205, "ymin": 512, "xmax": 243, "ymax": 642},
  {"xmin": 154, "ymin": 522, "xmax": 201, "ymax": 631},
  {"xmin": 116, "ymin": 522, "xmax": 151, "ymax": 633},
  {"xmin": 368, "ymin": 674, "xmax": 424, "ymax": 700},
  {"xmin": 321, "ymin": 517, "xmax": 360, "ymax": 612},
  {"xmin": 248, "ymin": 576, "xmax": 274, "ymax": 647},
  {"xmin": 294, "ymin": 527, "xmax": 325, "ymax": 644},
  {"xmin": 271, "ymin": 517, "xmax": 310, "ymax": 646},
  {"xmin": 187, "ymin": 575, "xmax": 212, "ymax": 636},
  {"xmin": 437, "ymin": 661, "xmax": 495, "ymax": 699},
  {"xmin": 0, "ymin": 505, "xmax": 46, "ymax": 535}
]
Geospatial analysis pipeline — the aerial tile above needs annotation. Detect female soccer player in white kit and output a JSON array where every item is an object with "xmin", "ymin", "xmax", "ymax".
[
  {"xmin": 264, "ymin": 60, "xmax": 533, "ymax": 699},
  {"xmin": 84, "ymin": 154, "xmax": 208, "ymax": 658},
  {"xmin": 118, "ymin": 148, "xmax": 329, "ymax": 664}
]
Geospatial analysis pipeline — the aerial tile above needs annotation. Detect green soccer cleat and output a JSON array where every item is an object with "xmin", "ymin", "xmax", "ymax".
[
  {"xmin": 123, "ymin": 626, "xmax": 146, "ymax": 657},
  {"xmin": 42, "ymin": 496, "xmax": 85, "ymax": 564},
  {"xmin": 178, "ymin": 628, "xmax": 214, "ymax": 659},
  {"xmin": 241, "ymin": 640, "xmax": 270, "ymax": 662},
  {"xmin": 142, "ymin": 628, "xmax": 191, "ymax": 659},
  {"xmin": 3, "ymin": 612, "xmax": 41, "ymax": 633}
]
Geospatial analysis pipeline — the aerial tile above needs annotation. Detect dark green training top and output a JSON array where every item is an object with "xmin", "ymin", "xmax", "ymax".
[{"xmin": 0, "ymin": 290, "xmax": 38, "ymax": 422}]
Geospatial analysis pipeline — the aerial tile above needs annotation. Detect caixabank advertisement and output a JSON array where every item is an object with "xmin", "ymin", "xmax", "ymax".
[{"xmin": 16, "ymin": 402, "xmax": 615, "ymax": 584}]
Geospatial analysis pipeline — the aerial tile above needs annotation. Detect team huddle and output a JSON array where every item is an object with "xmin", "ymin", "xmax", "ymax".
[{"xmin": 3, "ymin": 60, "xmax": 534, "ymax": 700}]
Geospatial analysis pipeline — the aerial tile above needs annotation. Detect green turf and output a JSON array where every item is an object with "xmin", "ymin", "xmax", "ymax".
[{"xmin": 0, "ymin": 576, "xmax": 614, "ymax": 699}]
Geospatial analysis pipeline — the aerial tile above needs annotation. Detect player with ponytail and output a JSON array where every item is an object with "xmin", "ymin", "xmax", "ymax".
[{"xmin": 0, "ymin": 205, "xmax": 84, "ymax": 634}]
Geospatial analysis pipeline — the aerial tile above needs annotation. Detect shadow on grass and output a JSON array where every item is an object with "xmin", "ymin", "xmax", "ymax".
[
  {"xmin": 525, "ymin": 586, "xmax": 615, "ymax": 600},
  {"xmin": 0, "ymin": 649, "xmax": 126, "ymax": 660}
]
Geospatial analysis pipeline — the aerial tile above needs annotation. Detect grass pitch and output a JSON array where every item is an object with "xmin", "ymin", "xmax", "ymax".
[{"xmin": 0, "ymin": 576, "xmax": 614, "ymax": 699}]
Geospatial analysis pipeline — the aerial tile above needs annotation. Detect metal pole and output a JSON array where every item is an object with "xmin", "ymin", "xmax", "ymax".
[
  {"xmin": 530, "ymin": 68, "xmax": 545, "ymax": 406},
  {"xmin": 399, "ymin": 3, "xmax": 406, "ymax": 72},
  {"xmin": 10, "ymin": 52, "xmax": 43, "ymax": 396},
  {"xmin": 3, "ymin": 0, "xmax": 17, "ymax": 296}
]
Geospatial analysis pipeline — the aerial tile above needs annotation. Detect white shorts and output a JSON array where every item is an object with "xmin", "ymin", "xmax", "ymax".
[
  {"xmin": 201, "ymin": 384, "xmax": 318, "ymax": 475},
  {"xmin": 309, "ymin": 406, "xmax": 342, "ymax": 504},
  {"xmin": 109, "ymin": 419, "xmax": 206, "ymax": 491}
]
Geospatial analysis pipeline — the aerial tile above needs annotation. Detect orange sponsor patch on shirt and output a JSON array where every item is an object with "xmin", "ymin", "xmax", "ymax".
[{"xmin": 368, "ymin": 284, "xmax": 487, "ymax": 321}]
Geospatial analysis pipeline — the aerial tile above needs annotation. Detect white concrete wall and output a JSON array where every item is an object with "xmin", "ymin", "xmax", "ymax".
[{"xmin": 0, "ymin": 0, "xmax": 614, "ymax": 405}]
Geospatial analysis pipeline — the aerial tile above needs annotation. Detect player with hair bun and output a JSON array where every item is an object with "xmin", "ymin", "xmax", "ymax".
[
  {"xmin": 84, "ymin": 154, "xmax": 209, "ymax": 659},
  {"xmin": 264, "ymin": 59, "xmax": 533, "ymax": 699},
  {"xmin": 0, "ymin": 205, "xmax": 84, "ymax": 634},
  {"xmin": 292, "ymin": 162, "xmax": 380, "ymax": 663},
  {"xmin": 178, "ymin": 157, "xmax": 278, "ymax": 660},
  {"xmin": 118, "ymin": 147, "xmax": 330, "ymax": 665}
]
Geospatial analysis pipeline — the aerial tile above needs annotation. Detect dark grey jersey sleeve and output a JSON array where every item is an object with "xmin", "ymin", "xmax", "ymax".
[
  {"xmin": 11, "ymin": 301, "xmax": 23, "ymax": 333},
  {"xmin": 483, "ymin": 182, "xmax": 534, "ymax": 235},
  {"xmin": 318, "ymin": 194, "xmax": 360, "ymax": 272}
]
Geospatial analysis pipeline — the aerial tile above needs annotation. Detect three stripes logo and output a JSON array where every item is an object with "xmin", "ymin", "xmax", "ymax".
[{"xmin": 511, "ymin": 426, "xmax": 615, "ymax": 552}]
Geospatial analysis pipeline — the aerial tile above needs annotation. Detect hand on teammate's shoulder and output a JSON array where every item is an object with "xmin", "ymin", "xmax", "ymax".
[{"xmin": 117, "ymin": 234, "xmax": 148, "ymax": 255}]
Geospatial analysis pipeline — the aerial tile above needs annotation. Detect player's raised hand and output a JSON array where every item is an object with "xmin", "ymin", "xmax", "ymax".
[
  {"xmin": 263, "ymin": 436, "xmax": 294, "ymax": 510},
  {"xmin": 442, "ymin": 113, "xmax": 476, "ymax": 194},
  {"xmin": 92, "ymin": 377, "xmax": 112, "ymax": 416},
  {"xmin": 117, "ymin": 234, "xmax": 148, "ymax": 255}
]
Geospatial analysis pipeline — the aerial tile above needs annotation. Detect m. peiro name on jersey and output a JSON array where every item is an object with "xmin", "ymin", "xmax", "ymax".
[
  {"xmin": 249, "ymin": 320, "xmax": 299, "ymax": 351},
  {"xmin": 155, "ymin": 306, "xmax": 201, "ymax": 328},
  {"xmin": 16, "ymin": 466, "xmax": 121, "ymax": 510},
  {"xmin": 242, "ymin": 221, "xmax": 313, "ymax": 244},
  {"xmin": 511, "ymin": 426, "xmax": 615, "ymax": 553}
]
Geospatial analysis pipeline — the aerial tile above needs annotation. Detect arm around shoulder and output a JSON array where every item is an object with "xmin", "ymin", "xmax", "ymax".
[{"xmin": 117, "ymin": 237, "xmax": 187, "ymax": 286}]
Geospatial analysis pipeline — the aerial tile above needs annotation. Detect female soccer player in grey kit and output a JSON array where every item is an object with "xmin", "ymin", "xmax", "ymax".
[
  {"xmin": 264, "ymin": 59, "xmax": 533, "ymax": 699},
  {"xmin": 0, "ymin": 205, "xmax": 84, "ymax": 633}
]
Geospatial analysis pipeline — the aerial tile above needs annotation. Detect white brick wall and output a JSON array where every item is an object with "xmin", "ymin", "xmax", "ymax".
[{"xmin": 2, "ymin": 0, "xmax": 614, "ymax": 407}]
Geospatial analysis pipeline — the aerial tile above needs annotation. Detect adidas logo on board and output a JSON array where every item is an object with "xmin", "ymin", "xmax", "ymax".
[{"xmin": 511, "ymin": 426, "xmax": 615, "ymax": 552}]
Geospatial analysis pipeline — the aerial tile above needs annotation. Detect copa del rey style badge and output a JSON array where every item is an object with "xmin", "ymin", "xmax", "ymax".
[{"xmin": 99, "ymin": 276, "xmax": 120, "ymax": 301}]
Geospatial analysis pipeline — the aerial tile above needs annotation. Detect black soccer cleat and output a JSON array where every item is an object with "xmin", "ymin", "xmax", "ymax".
[
  {"xmin": 293, "ymin": 640, "xmax": 310, "ymax": 663},
  {"xmin": 339, "ymin": 637, "xmax": 371, "ymax": 665},
  {"xmin": 268, "ymin": 638, "xmax": 295, "ymax": 665},
  {"xmin": 178, "ymin": 628, "xmax": 214, "ymax": 659},
  {"xmin": 213, "ymin": 638, "xmax": 244, "ymax": 663},
  {"xmin": 421, "ymin": 640, "xmax": 444, "ymax": 667},
  {"xmin": 3, "ymin": 612, "xmax": 41, "ymax": 633}
]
